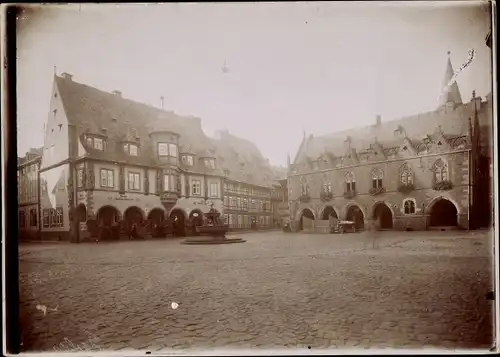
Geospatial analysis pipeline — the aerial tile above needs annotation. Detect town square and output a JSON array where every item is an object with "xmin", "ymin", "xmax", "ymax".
[
  {"xmin": 19, "ymin": 229, "xmax": 494, "ymax": 351},
  {"xmin": 11, "ymin": 2, "xmax": 495, "ymax": 353}
]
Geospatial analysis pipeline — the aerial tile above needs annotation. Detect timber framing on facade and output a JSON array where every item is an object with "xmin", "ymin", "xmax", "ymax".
[{"xmin": 35, "ymin": 73, "xmax": 286, "ymax": 242}]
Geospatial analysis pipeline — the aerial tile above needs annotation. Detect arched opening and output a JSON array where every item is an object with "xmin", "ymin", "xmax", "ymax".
[
  {"xmin": 170, "ymin": 208, "xmax": 187, "ymax": 237},
  {"xmin": 429, "ymin": 199, "xmax": 458, "ymax": 227},
  {"xmin": 124, "ymin": 206, "xmax": 144, "ymax": 229},
  {"xmin": 148, "ymin": 208, "xmax": 165, "ymax": 237},
  {"xmin": 189, "ymin": 209, "xmax": 204, "ymax": 226},
  {"xmin": 321, "ymin": 206, "xmax": 338, "ymax": 220},
  {"xmin": 299, "ymin": 208, "xmax": 315, "ymax": 231},
  {"xmin": 372, "ymin": 202, "xmax": 393, "ymax": 229},
  {"xmin": 346, "ymin": 205, "xmax": 365, "ymax": 230},
  {"xmin": 76, "ymin": 203, "xmax": 87, "ymax": 223},
  {"xmin": 189, "ymin": 209, "xmax": 204, "ymax": 236},
  {"xmin": 96, "ymin": 206, "xmax": 121, "ymax": 240}
]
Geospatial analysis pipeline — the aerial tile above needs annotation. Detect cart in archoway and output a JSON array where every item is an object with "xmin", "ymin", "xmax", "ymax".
[{"xmin": 330, "ymin": 219, "xmax": 357, "ymax": 234}]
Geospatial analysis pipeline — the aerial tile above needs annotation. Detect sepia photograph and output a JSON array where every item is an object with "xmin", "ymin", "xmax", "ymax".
[{"xmin": 3, "ymin": 1, "xmax": 497, "ymax": 354}]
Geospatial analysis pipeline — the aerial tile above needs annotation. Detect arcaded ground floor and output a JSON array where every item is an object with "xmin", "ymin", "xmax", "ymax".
[{"xmin": 19, "ymin": 230, "xmax": 494, "ymax": 352}]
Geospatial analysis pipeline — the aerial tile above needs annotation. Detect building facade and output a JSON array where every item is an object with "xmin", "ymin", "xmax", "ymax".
[
  {"xmin": 39, "ymin": 73, "xmax": 280, "ymax": 241},
  {"xmin": 287, "ymin": 53, "xmax": 493, "ymax": 232},
  {"xmin": 270, "ymin": 179, "xmax": 289, "ymax": 228},
  {"xmin": 18, "ymin": 148, "xmax": 42, "ymax": 241},
  {"xmin": 222, "ymin": 179, "xmax": 272, "ymax": 230}
]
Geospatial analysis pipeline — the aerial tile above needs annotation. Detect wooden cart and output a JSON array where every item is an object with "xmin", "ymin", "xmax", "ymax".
[{"xmin": 330, "ymin": 219, "xmax": 356, "ymax": 234}]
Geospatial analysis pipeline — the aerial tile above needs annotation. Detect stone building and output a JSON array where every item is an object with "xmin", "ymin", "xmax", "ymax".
[
  {"xmin": 38, "ymin": 73, "xmax": 281, "ymax": 241},
  {"xmin": 287, "ymin": 53, "xmax": 493, "ymax": 232},
  {"xmin": 18, "ymin": 148, "xmax": 43, "ymax": 241}
]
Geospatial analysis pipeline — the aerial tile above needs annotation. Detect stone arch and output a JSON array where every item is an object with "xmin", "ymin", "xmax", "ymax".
[
  {"xmin": 427, "ymin": 197, "xmax": 459, "ymax": 227},
  {"xmin": 169, "ymin": 208, "xmax": 188, "ymax": 236},
  {"xmin": 147, "ymin": 207, "xmax": 165, "ymax": 224},
  {"xmin": 76, "ymin": 203, "xmax": 87, "ymax": 222},
  {"xmin": 298, "ymin": 208, "xmax": 315, "ymax": 231},
  {"xmin": 189, "ymin": 209, "xmax": 204, "ymax": 227},
  {"xmin": 343, "ymin": 203, "xmax": 365, "ymax": 230},
  {"xmin": 319, "ymin": 205, "xmax": 339, "ymax": 220},
  {"xmin": 371, "ymin": 201, "xmax": 394, "ymax": 229},
  {"xmin": 96, "ymin": 205, "xmax": 122, "ymax": 226}
]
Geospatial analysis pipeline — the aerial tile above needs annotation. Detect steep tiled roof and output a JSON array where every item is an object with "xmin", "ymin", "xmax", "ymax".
[
  {"xmin": 56, "ymin": 75, "xmax": 279, "ymax": 186},
  {"xmin": 294, "ymin": 98, "xmax": 490, "ymax": 165},
  {"xmin": 211, "ymin": 130, "xmax": 277, "ymax": 187}
]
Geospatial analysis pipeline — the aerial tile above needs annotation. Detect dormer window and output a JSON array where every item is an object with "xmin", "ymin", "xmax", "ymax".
[
  {"xmin": 124, "ymin": 143, "xmax": 139, "ymax": 156},
  {"xmin": 85, "ymin": 135, "xmax": 107, "ymax": 151},
  {"xmin": 181, "ymin": 155, "xmax": 194, "ymax": 166},
  {"xmin": 158, "ymin": 143, "xmax": 177, "ymax": 157},
  {"xmin": 204, "ymin": 158, "xmax": 216, "ymax": 169},
  {"xmin": 94, "ymin": 138, "xmax": 103, "ymax": 150}
]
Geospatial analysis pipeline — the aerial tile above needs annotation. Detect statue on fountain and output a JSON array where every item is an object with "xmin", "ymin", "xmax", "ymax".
[{"xmin": 182, "ymin": 203, "xmax": 245, "ymax": 245}]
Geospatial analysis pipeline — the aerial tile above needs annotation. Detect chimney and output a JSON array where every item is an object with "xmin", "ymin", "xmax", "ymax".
[
  {"xmin": 112, "ymin": 90, "xmax": 122, "ymax": 97},
  {"xmin": 61, "ymin": 72, "xmax": 73, "ymax": 81},
  {"xmin": 375, "ymin": 115, "xmax": 382, "ymax": 126}
]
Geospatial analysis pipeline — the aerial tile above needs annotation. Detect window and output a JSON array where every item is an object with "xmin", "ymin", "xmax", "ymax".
[
  {"xmin": 372, "ymin": 168, "xmax": 384, "ymax": 189},
  {"xmin": 43, "ymin": 209, "xmax": 49, "ymax": 228},
  {"xmin": 100, "ymin": 169, "xmax": 114, "ymax": 188},
  {"xmin": 191, "ymin": 180, "xmax": 201, "ymax": 195},
  {"xmin": 158, "ymin": 143, "xmax": 178, "ymax": 157},
  {"xmin": 55, "ymin": 206, "xmax": 63, "ymax": 226},
  {"xmin": 30, "ymin": 209, "xmax": 37, "ymax": 226},
  {"xmin": 209, "ymin": 182, "xmax": 219, "ymax": 198},
  {"xmin": 400, "ymin": 163, "xmax": 413, "ymax": 185},
  {"xmin": 163, "ymin": 174, "xmax": 176, "ymax": 192},
  {"xmin": 251, "ymin": 199, "xmax": 256, "ymax": 209},
  {"xmin": 204, "ymin": 159, "xmax": 215, "ymax": 169},
  {"xmin": 433, "ymin": 159, "xmax": 449, "ymax": 182},
  {"xmin": 237, "ymin": 197, "xmax": 241, "ymax": 209},
  {"xmin": 224, "ymin": 196, "xmax": 229, "ymax": 207},
  {"xmin": 77, "ymin": 169, "xmax": 84, "ymax": 188},
  {"xmin": 94, "ymin": 138, "xmax": 103, "ymax": 150},
  {"xmin": 243, "ymin": 198, "xmax": 248, "ymax": 209},
  {"xmin": 403, "ymin": 199, "xmax": 416, "ymax": 215},
  {"xmin": 86, "ymin": 137, "xmax": 92, "ymax": 147},
  {"xmin": 185, "ymin": 155, "xmax": 194, "ymax": 166},
  {"xmin": 19, "ymin": 211, "xmax": 26, "ymax": 228},
  {"xmin": 124, "ymin": 144, "xmax": 139, "ymax": 156},
  {"xmin": 128, "ymin": 172, "xmax": 141, "ymax": 190},
  {"xmin": 345, "ymin": 172, "xmax": 356, "ymax": 192},
  {"xmin": 49, "ymin": 208, "xmax": 56, "ymax": 227}
]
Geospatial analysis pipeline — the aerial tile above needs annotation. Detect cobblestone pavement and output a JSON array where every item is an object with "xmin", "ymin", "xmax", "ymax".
[{"xmin": 19, "ymin": 230, "xmax": 495, "ymax": 352}]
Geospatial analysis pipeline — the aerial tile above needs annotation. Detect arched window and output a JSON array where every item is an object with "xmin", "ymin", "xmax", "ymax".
[
  {"xmin": 322, "ymin": 175, "xmax": 332, "ymax": 193},
  {"xmin": 371, "ymin": 168, "xmax": 384, "ymax": 189},
  {"xmin": 345, "ymin": 172, "xmax": 356, "ymax": 193},
  {"xmin": 400, "ymin": 163, "xmax": 413, "ymax": 185},
  {"xmin": 403, "ymin": 199, "xmax": 416, "ymax": 214},
  {"xmin": 433, "ymin": 159, "xmax": 449, "ymax": 182}
]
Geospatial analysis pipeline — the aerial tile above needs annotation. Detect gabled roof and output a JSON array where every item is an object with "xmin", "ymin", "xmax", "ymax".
[
  {"xmin": 211, "ymin": 130, "xmax": 277, "ymax": 187},
  {"xmin": 294, "ymin": 98, "xmax": 489, "ymax": 166},
  {"xmin": 55, "ymin": 75, "xmax": 278, "ymax": 186}
]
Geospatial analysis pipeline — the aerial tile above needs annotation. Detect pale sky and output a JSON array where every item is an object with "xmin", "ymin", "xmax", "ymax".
[{"xmin": 17, "ymin": 2, "xmax": 492, "ymax": 166}]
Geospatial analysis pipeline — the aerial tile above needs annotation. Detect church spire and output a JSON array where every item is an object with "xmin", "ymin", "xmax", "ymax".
[{"xmin": 439, "ymin": 51, "xmax": 463, "ymax": 107}]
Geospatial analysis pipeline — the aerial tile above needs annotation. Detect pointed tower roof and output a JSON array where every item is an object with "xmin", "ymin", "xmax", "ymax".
[{"xmin": 439, "ymin": 51, "xmax": 463, "ymax": 107}]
